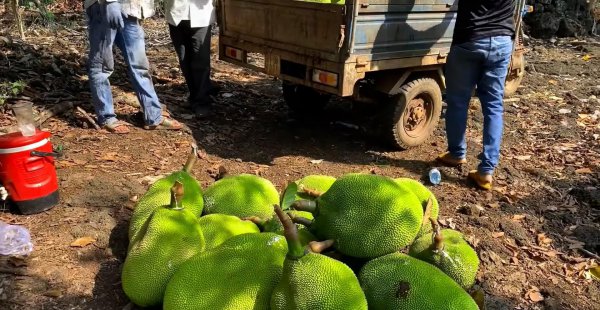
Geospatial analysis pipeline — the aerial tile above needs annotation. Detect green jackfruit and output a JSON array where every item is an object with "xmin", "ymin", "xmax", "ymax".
[
  {"xmin": 394, "ymin": 177, "xmax": 439, "ymax": 238},
  {"xmin": 203, "ymin": 174, "xmax": 279, "ymax": 221},
  {"xmin": 270, "ymin": 205, "xmax": 367, "ymax": 310},
  {"xmin": 122, "ymin": 182, "xmax": 205, "ymax": 307},
  {"xmin": 129, "ymin": 148, "xmax": 203, "ymax": 243},
  {"xmin": 409, "ymin": 227, "xmax": 480, "ymax": 289},
  {"xmin": 359, "ymin": 253, "xmax": 478, "ymax": 310},
  {"xmin": 260, "ymin": 210, "xmax": 317, "ymax": 246},
  {"xmin": 163, "ymin": 232, "xmax": 288, "ymax": 310},
  {"xmin": 198, "ymin": 214, "xmax": 260, "ymax": 250},
  {"xmin": 281, "ymin": 175, "xmax": 336, "ymax": 210},
  {"xmin": 294, "ymin": 173, "xmax": 423, "ymax": 258}
]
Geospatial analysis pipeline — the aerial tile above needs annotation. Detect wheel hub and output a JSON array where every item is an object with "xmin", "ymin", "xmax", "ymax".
[{"xmin": 404, "ymin": 98, "xmax": 427, "ymax": 135}]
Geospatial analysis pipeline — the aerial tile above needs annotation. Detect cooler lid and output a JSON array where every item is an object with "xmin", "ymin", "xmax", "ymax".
[{"xmin": 0, "ymin": 130, "xmax": 51, "ymax": 149}]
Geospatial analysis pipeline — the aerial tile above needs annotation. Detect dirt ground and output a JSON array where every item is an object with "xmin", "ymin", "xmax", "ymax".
[{"xmin": 1, "ymin": 8, "xmax": 599, "ymax": 310}]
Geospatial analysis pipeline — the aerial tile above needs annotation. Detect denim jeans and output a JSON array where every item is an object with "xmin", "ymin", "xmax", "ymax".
[
  {"xmin": 444, "ymin": 35, "xmax": 513, "ymax": 175},
  {"xmin": 86, "ymin": 3, "xmax": 162, "ymax": 126}
]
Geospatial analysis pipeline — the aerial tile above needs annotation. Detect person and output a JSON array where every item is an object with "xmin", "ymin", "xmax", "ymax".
[
  {"xmin": 84, "ymin": 0, "xmax": 183, "ymax": 133},
  {"xmin": 437, "ymin": 0, "xmax": 515, "ymax": 190},
  {"xmin": 164, "ymin": 0, "xmax": 216, "ymax": 118}
]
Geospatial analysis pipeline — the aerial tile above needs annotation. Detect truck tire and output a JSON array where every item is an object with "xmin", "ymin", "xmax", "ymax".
[
  {"xmin": 282, "ymin": 81, "xmax": 331, "ymax": 114},
  {"xmin": 386, "ymin": 78, "xmax": 442, "ymax": 149}
]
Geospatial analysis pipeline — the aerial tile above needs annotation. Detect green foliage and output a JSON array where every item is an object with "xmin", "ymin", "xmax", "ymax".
[{"xmin": 0, "ymin": 80, "xmax": 26, "ymax": 105}]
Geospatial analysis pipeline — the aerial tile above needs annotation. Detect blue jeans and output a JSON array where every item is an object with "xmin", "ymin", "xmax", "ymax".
[
  {"xmin": 86, "ymin": 3, "xmax": 162, "ymax": 126},
  {"xmin": 444, "ymin": 35, "xmax": 513, "ymax": 175}
]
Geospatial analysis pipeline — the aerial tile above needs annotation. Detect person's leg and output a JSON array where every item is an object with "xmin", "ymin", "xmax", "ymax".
[
  {"xmin": 118, "ymin": 16, "xmax": 163, "ymax": 126},
  {"xmin": 168, "ymin": 20, "xmax": 195, "ymax": 99},
  {"xmin": 86, "ymin": 3, "xmax": 119, "ymax": 127},
  {"xmin": 475, "ymin": 35, "xmax": 513, "ymax": 176},
  {"xmin": 187, "ymin": 25, "xmax": 213, "ymax": 116},
  {"xmin": 441, "ymin": 39, "xmax": 487, "ymax": 163}
]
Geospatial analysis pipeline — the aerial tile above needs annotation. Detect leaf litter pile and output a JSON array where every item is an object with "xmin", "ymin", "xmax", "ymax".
[{"xmin": 0, "ymin": 5, "xmax": 599, "ymax": 310}]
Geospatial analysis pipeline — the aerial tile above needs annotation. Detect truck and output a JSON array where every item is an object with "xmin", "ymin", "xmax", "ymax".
[{"xmin": 217, "ymin": 0, "xmax": 528, "ymax": 149}]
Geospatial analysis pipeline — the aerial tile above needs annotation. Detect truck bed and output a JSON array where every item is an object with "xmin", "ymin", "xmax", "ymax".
[{"xmin": 219, "ymin": 0, "xmax": 457, "ymax": 63}]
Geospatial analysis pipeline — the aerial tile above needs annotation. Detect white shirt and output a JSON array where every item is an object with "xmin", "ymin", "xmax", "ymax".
[
  {"xmin": 84, "ymin": 0, "xmax": 155, "ymax": 20},
  {"xmin": 164, "ymin": 0, "xmax": 215, "ymax": 28}
]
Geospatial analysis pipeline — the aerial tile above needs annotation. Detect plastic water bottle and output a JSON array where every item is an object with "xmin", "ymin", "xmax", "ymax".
[
  {"xmin": 428, "ymin": 168, "xmax": 441, "ymax": 185},
  {"xmin": 0, "ymin": 221, "xmax": 33, "ymax": 256}
]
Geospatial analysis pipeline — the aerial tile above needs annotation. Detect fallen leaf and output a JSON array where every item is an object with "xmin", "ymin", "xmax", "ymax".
[
  {"xmin": 70, "ymin": 237, "xmax": 96, "ymax": 247},
  {"xmin": 515, "ymin": 155, "xmax": 531, "ymax": 161},
  {"xmin": 310, "ymin": 159, "xmax": 324, "ymax": 164},
  {"xmin": 582, "ymin": 54, "xmax": 592, "ymax": 61},
  {"xmin": 590, "ymin": 266, "xmax": 600, "ymax": 281},
  {"xmin": 559, "ymin": 108, "xmax": 571, "ymax": 114},
  {"xmin": 512, "ymin": 214, "xmax": 526, "ymax": 221},
  {"xmin": 44, "ymin": 289, "xmax": 62, "ymax": 298},
  {"xmin": 492, "ymin": 232, "xmax": 505, "ymax": 238},
  {"xmin": 548, "ymin": 79, "xmax": 558, "ymax": 85},
  {"xmin": 529, "ymin": 291, "xmax": 544, "ymax": 302},
  {"xmin": 101, "ymin": 152, "xmax": 119, "ymax": 162},
  {"xmin": 575, "ymin": 168, "xmax": 593, "ymax": 174},
  {"xmin": 486, "ymin": 202, "xmax": 500, "ymax": 209},
  {"xmin": 537, "ymin": 233, "xmax": 553, "ymax": 246}
]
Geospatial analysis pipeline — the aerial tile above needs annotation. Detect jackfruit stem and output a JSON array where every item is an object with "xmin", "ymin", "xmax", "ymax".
[
  {"xmin": 430, "ymin": 218, "xmax": 444, "ymax": 252},
  {"xmin": 290, "ymin": 200, "xmax": 317, "ymax": 214},
  {"xmin": 242, "ymin": 216, "xmax": 266, "ymax": 227},
  {"xmin": 298, "ymin": 185, "xmax": 323, "ymax": 198},
  {"xmin": 422, "ymin": 198, "xmax": 433, "ymax": 229},
  {"xmin": 308, "ymin": 240, "xmax": 334, "ymax": 253},
  {"xmin": 287, "ymin": 213, "xmax": 313, "ymax": 227},
  {"xmin": 274, "ymin": 204, "xmax": 305, "ymax": 259},
  {"xmin": 183, "ymin": 144, "xmax": 199, "ymax": 173},
  {"xmin": 170, "ymin": 181, "xmax": 184, "ymax": 210}
]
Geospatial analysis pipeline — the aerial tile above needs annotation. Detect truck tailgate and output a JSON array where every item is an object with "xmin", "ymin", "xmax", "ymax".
[{"xmin": 220, "ymin": 0, "xmax": 346, "ymax": 60}]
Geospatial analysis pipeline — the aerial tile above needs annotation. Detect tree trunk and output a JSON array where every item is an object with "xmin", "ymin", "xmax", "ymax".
[{"xmin": 11, "ymin": 0, "xmax": 25, "ymax": 39}]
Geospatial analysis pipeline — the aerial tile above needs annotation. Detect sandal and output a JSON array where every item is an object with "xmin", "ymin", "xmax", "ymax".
[
  {"xmin": 144, "ymin": 117, "xmax": 183, "ymax": 130},
  {"xmin": 102, "ymin": 120, "xmax": 131, "ymax": 134}
]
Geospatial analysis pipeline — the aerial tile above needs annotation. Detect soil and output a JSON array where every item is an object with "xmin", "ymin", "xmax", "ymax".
[{"xmin": 1, "ymin": 8, "xmax": 600, "ymax": 310}]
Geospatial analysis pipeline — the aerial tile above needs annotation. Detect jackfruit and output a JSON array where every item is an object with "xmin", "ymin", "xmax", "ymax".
[
  {"xmin": 394, "ymin": 177, "xmax": 439, "ymax": 238},
  {"xmin": 270, "ymin": 205, "xmax": 368, "ymax": 310},
  {"xmin": 163, "ymin": 232, "xmax": 288, "ymax": 310},
  {"xmin": 122, "ymin": 182, "xmax": 205, "ymax": 307},
  {"xmin": 409, "ymin": 224, "xmax": 479, "ymax": 289},
  {"xmin": 249, "ymin": 210, "xmax": 317, "ymax": 246},
  {"xmin": 203, "ymin": 174, "xmax": 279, "ymax": 221},
  {"xmin": 293, "ymin": 173, "xmax": 423, "ymax": 258},
  {"xmin": 198, "ymin": 213, "xmax": 260, "ymax": 250},
  {"xmin": 281, "ymin": 175, "xmax": 336, "ymax": 210},
  {"xmin": 129, "ymin": 147, "xmax": 203, "ymax": 243},
  {"xmin": 359, "ymin": 253, "xmax": 479, "ymax": 310}
]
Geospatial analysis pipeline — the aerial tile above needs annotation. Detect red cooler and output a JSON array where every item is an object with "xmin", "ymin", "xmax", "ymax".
[{"xmin": 0, "ymin": 130, "xmax": 59, "ymax": 214}]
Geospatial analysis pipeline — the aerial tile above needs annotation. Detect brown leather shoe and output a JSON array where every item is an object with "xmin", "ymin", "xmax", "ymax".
[
  {"xmin": 436, "ymin": 152, "xmax": 467, "ymax": 167},
  {"xmin": 468, "ymin": 170, "xmax": 493, "ymax": 190}
]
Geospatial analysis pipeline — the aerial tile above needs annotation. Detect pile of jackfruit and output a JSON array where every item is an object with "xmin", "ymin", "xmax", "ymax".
[{"xmin": 122, "ymin": 147, "xmax": 481, "ymax": 310}]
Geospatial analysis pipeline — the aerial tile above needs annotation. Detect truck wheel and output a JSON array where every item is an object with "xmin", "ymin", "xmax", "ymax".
[
  {"xmin": 504, "ymin": 53, "xmax": 525, "ymax": 97},
  {"xmin": 386, "ymin": 78, "xmax": 442, "ymax": 149},
  {"xmin": 282, "ymin": 81, "xmax": 331, "ymax": 114}
]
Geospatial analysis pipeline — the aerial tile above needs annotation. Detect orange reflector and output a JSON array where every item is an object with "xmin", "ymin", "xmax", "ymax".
[
  {"xmin": 312, "ymin": 69, "xmax": 338, "ymax": 87},
  {"xmin": 225, "ymin": 46, "xmax": 243, "ymax": 61}
]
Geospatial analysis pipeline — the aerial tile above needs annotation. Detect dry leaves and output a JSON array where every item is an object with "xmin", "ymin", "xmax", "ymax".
[
  {"xmin": 528, "ymin": 290, "xmax": 544, "ymax": 302},
  {"xmin": 512, "ymin": 214, "xmax": 526, "ymax": 222},
  {"xmin": 492, "ymin": 232, "xmax": 505, "ymax": 238},
  {"xmin": 70, "ymin": 236, "xmax": 96, "ymax": 247},
  {"xmin": 537, "ymin": 233, "xmax": 553, "ymax": 247},
  {"xmin": 575, "ymin": 167, "xmax": 593, "ymax": 174}
]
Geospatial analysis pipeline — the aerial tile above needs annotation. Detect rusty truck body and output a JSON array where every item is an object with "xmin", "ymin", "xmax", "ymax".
[{"xmin": 217, "ymin": 0, "xmax": 527, "ymax": 149}]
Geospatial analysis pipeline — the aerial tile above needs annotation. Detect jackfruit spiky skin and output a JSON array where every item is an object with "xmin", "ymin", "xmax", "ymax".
[
  {"xmin": 198, "ymin": 214, "xmax": 260, "ymax": 250},
  {"xmin": 163, "ymin": 233, "xmax": 288, "ymax": 310},
  {"xmin": 282, "ymin": 175, "xmax": 336, "ymax": 210},
  {"xmin": 122, "ymin": 207, "xmax": 205, "ymax": 307},
  {"xmin": 128, "ymin": 171, "xmax": 203, "ymax": 242},
  {"xmin": 312, "ymin": 174, "xmax": 423, "ymax": 258},
  {"xmin": 394, "ymin": 178, "xmax": 439, "ymax": 238},
  {"xmin": 263, "ymin": 210, "xmax": 315, "ymax": 233},
  {"xmin": 408, "ymin": 229, "xmax": 480, "ymax": 289},
  {"xmin": 271, "ymin": 253, "xmax": 368, "ymax": 310},
  {"xmin": 359, "ymin": 253, "xmax": 478, "ymax": 310},
  {"xmin": 203, "ymin": 174, "xmax": 279, "ymax": 221}
]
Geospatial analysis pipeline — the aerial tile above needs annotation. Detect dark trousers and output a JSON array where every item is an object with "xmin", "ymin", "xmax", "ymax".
[{"xmin": 169, "ymin": 21, "xmax": 212, "ymax": 108}]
